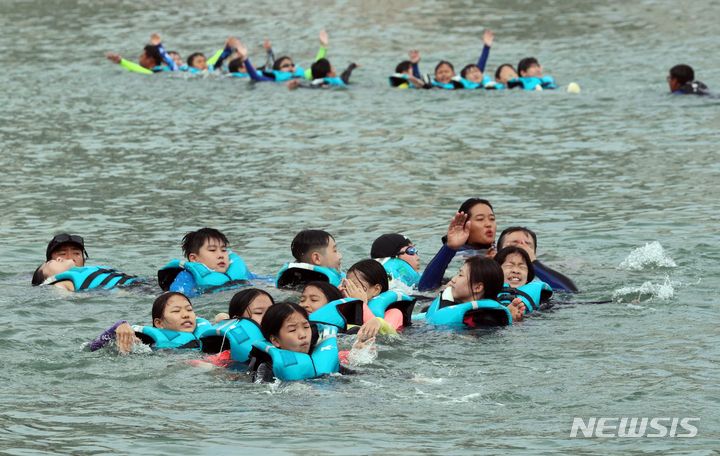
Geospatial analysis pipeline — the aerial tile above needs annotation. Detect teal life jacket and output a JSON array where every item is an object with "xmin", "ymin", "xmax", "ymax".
[
  {"xmin": 389, "ymin": 73, "xmax": 415, "ymax": 88},
  {"xmin": 276, "ymin": 262, "xmax": 344, "ymax": 289},
  {"xmin": 262, "ymin": 67, "xmax": 306, "ymax": 81},
  {"xmin": 431, "ymin": 77, "xmax": 465, "ymax": 90},
  {"xmin": 251, "ymin": 323, "xmax": 340, "ymax": 381},
  {"xmin": 49, "ymin": 266, "xmax": 137, "ymax": 291},
  {"xmin": 132, "ymin": 317, "xmax": 213, "ymax": 350},
  {"xmin": 312, "ymin": 77, "xmax": 346, "ymax": 87},
  {"xmin": 199, "ymin": 318, "xmax": 264, "ymax": 363},
  {"xmin": 157, "ymin": 251, "xmax": 252, "ymax": 293},
  {"xmin": 377, "ymin": 257, "xmax": 420, "ymax": 288},
  {"xmin": 510, "ymin": 75, "xmax": 557, "ymax": 90},
  {"xmin": 497, "ymin": 281, "xmax": 552, "ymax": 313},
  {"xmin": 367, "ymin": 290, "xmax": 416, "ymax": 328},
  {"xmin": 308, "ymin": 297, "xmax": 365, "ymax": 331},
  {"xmin": 229, "ymin": 72, "xmax": 250, "ymax": 78},
  {"xmin": 425, "ymin": 288, "xmax": 512, "ymax": 327}
]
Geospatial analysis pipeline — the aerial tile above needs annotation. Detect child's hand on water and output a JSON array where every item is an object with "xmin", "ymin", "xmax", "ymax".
[
  {"xmin": 482, "ymin": 29, "xmax": 494, "ymax": 47},
  {"xmin": 115, "ymin": 322, "xmax": 139, "ymax": 354},
  {"xmin": 357, "ymin": 317, "xmax": 381, "ymax": 342},
  {"xmin": 105, "ymin": 52, "xmax": 122, "ymax": 64}
]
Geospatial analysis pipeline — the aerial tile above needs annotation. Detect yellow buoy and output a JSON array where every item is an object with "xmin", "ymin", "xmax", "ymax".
[{"xmin": 567, "ymin": 82, "xmax": 581, "ymax": 93}]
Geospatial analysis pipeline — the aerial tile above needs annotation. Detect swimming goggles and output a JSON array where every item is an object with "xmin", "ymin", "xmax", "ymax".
[{"xmin": 397, "ymin": 246, "xmax": 418, "ymax": 256}]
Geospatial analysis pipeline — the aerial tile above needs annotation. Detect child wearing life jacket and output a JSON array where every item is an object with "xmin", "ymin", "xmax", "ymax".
[
  {"xmin": 286, "ymin": 58, "xmax": 357, "ymax": 89},
  {"xmin": 299, "ymin": 281, "xmax": 344, "ymax": 314},
  {"xmin": 494, "ymin": 63, "xmax": 519, "ymax": 85},
  {"xmin": 158, "ymin": 227, "xmax": 256, "ymax": 298},
  {"xmin": 105, "ymin": 33, "xmax": 175, "ymax": 74},
  {"xmin": 457, "ymin": 29, "xmax": 499, "ymax": 89},
  {"xmin": 341, "ymin": 259, "xmax": 415, "ymax": 332},
  {"xmin": 389, "ymin": 50, "xmax": 427, "ymax": 88},
  {"xmin": 515, "ymin": 57, "xmax": 558, "ymax": 90},
  {"xmin": 90, "ymin": 292, "xmax": 208, "ymax": 353},
  {"xmin": 370, "ymin": 233, "xmax": 421, "ymax": 289},
  {"xmin": 276, "ymin": 229, "xmax": 344, "ymax": 289}
]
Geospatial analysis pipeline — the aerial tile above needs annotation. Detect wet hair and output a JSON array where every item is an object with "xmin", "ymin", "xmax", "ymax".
[
  {"xmin": 31, "ymin": 265, "xmax": 45, "ymax": 286},
  {"xmin": 186, "ymin": 52, "xmax": 205, "ymax": 68},
  {"xmin": 517, "ymin": 57, "xmax": 539, "ymax": 76},
  {"xmin": 434, "ymin": 60, "xmax": 455, "ymax": 76},
  {"xmin": 395, "ymin": 60, "xmax": 412, "ymax": 73},
  {"xmin": 260, "ymin": 301, "xmax": 308, "ymax": 340},
  {"xmin": 464, "ymin": 256, "xmax": 504, "ymax": 301},
  {"xmin": 494, "ymin": 63, "xmax": 516, "ymax": 80},
  {"xmin": 347, "ymin": 259, "xmax": 389, "ymax": 294},
  {"xmin": 497, "ymin": 226, "xmax": 538, "ymax": 252},
  {"xmin": 460, "ymin": 64, "xmax": 479, "ymax": 79},
  {"xmin": 302, "ymin": 281, "xmax": 343, "ymax": 303},
  {"xmin": 458, "ymin": 198, "xmax": 494, "ymax": 216},
  {"xmin": 291, "ymin": 229, "xmax": 333, "ymax": 262},
  {"xmin": 273, "ymin": 56, "xmax": 293, "ymax": 71},
  {"xmin": 143, "ymin": 45, "xmax": 163, "ymax": 66},
  {"xmin": 669, "ymin": 64, "xmax": 694, "ymax": 85},
  {"xmin": 494, "ymin": 246, "xmax": 536, "ymax": 283},
  {"xmin": 152, "ymin": 292, "xmax": 191, "ymax": 326},
  {"xmin": 311, "ymin": 58, "xmax": 331, "ymax": 79},
  {"xmin": 228, "ymin": 288, "xmax": 275, "ymax": 319},
  {"xmin": 228, "ymin": 58, "xmax": 245, "ymax": 73},
  {"xmin": 181, "ymin": 228, "xmax": 229, "ymax": 258}
]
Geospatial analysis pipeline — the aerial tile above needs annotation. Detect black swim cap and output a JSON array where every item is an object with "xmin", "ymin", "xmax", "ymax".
[
  {"xmin": 370, "ymin": 233, "xmax": 412, "ymax": 258},
  {"xmin": 46, "ymin": 233, "xmax": 87, "ymax": 260}
]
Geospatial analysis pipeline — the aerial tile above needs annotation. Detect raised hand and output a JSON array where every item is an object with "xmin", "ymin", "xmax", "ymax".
[
  {"xmin": 482, "ymin": 29, "xmax": 494, "ymax": 47},
  {"xmin": 263, "ymin": 38, "xmax": 272, "ymax": 51},
  {"xmin": 408, "ymin": 49, "xmax": 421, "ymax": 64},
  {"xmin": 446, "ymin": 212, "xmax": 470, "ymax": 250},
  {"xmin": 319, "ymin": 29, "xmax": 329, "ymax": 47},
  {"xmin": 150, "ymin": 33, "xmax": 161, "ymax": 46}
]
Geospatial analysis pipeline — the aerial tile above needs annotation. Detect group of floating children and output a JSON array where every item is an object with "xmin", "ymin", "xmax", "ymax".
[
  {"xmin": 105, "ymin": 30, "xmax": 567, "ymax": 91},
  {"xmin": 33, "ymin": 199, "xmax": 579, "ymax": 382}
]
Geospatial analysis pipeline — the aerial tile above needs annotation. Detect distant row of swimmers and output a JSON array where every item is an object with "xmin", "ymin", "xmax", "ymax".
[
  {"xmin": 34, "ymin": 198, "xmax": 578, "ymax": 381},
  {"xmin": 104, "ymin": 30, "xmax": 566, "ymax": 91}
]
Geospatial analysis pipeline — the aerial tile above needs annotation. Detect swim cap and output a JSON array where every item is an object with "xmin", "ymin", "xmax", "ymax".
[
  {"xmin": 46, "ymin": 233, "xmax": 88, "ymax": 260},
  {"xmin": 370, "ymin": 233, "xmax": 412, "ymax": 258}
]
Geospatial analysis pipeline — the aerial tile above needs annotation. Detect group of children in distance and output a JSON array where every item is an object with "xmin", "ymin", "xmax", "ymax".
[
  {"xmin": 105, "ymin": 30, "xmax": 561, "ymax": 91},
  {"xmin": 33, "ymin": 199, "xmax": 578, "ymax": 382}
]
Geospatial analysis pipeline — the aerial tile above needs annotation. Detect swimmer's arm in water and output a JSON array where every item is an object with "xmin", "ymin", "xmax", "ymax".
[
  {"xmin": 115, "ymin": 322, "xmax": 141, "ymax": 354},
  {"xmin": 340, "ymin": 63, "xmax": 358, "ymax": 84},
  {"xmin": 477, "ymin": 29, "xmax": 494, "ymax": 72},
  {"xmin": 105, "ymin": 53, "xmax": 154, "ymax": 75}
]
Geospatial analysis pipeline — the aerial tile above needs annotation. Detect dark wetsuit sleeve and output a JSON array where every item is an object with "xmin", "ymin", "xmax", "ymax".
[
  {"xmin": 477, "ymin": 45, "xmax": 490, "ymax": 73},
  {"xmin": 533, "ymin": 260, "xmax": 578, "ymax": 292},
  {"xmin": 412, "ymin": 62, "xmax": 421, "ymax": 79},
  {"xmin": 212, "ymin": 46, "xmax": 233, "ymax": 71},
  {"xmin": 88, "ymin": 320, "xmax": 128, "ymax": 351},
  {"xmin": 418, "ymin": 244, "xmax": 457, "ymax": 291},
  {"xmin": 157, "ymin": 44, "xmax": 178, "ymax": 71},
  {"xmin": 340, "ymin": 63, "xmax": 358, "ymax": 84},
  {"xmin": 245, "ymin": 58, "xmax": 274, "ymax": 82}
]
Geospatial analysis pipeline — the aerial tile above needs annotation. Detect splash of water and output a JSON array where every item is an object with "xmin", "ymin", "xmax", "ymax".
[
  {"xmin": 619, "ymin": 241, "xmax": 677, "ymax": 271},
  {"xmin": 613, "ymin": 276, "xmax": 675, "ymax": 302}
]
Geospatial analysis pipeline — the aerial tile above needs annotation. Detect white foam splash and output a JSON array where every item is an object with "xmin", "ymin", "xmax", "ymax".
[
  {"xmin": 347, "ymin": 342, "xmax": 378, "ymax": 366},
  {"xmin": 410, "ymin": 374, "xmax": 445, "ymax": 385},
  {"xmin": 619, "ymin": 241, "xmax": 677, "ymax": 271},
  {"xmin": 613, "ymin": 276, "xmax": 675, "ymax": 301}
]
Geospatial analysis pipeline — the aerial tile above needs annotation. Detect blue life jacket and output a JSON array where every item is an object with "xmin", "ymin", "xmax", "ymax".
[
  {"xmin": 431, "ymin": 77, "xmax": 465, "ymax": 90},
  {"xmin": 377, "ymin": 257, "xmax": 420, "ymax": 288},
  {"xmin": 50, "ymin": 266, "xmax": 137, "ymax": 291},
  {"xmin": 308, "ymin": 297, "xmax": 365, "ymax": 331},
  {"xmin": 510, "ymin": 76, "xmax": 557, "ymax": 90},
  {"xmin": 229, "ymin": 72, "xmax": 250, "ymax": 78},
  {"xmin": 251, "ymin": 324, "xmax": 340, "ymax": 381},
  {"xmin": 497, "ymin": 281, "xmax": 553, "ymax": 313},
  {"xmin": 367, "ymin": 290, "xmax": 416, "ymax": 328},
  {"xmin": 276, "ymin": 262, "xmax": 344, "ymax": 289},
  {"xmin": 133, "ymin": 317, "xmax": 213, "ymax": 350},
  {"xmin": 312, "ymin": 77, "xmax": 346, "ymax": 87},
  {"xmin": 425, "ymin": 289, "xmax": 512, "ymax": 327},
  {"xmin": 200, "ymin": 318, "xmax": 264, "ymax": 363},
  {"xmin": 158, "ymin": 251, "xmax": 252, "ymax": 293},
  {"xmin": 151, "ymin": 65, "xmax": 173, "ymax": 73},
  {"xmin": 389, "ymin": 73, "xmax": 416, "ymax": 88},
  {"xmin": 262, "ymin": 67, "xmax": 306, "ymax": 81}
]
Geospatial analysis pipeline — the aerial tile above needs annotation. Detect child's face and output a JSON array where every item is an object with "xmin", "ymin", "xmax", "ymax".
[
  {"xmin": 277, "ymin": 58, "xmax": 295, "ymax": 72},
  {"xmin": 191, "ymin": 55, "xmax": 208, "ymax": 70},
  {"xmin": 435, "ymin": 63, "xmax": 455, "ymax": 84},
  {"xmin": 243, "ymin": 294, "xmax": 273, "ymax": 324},
  {"xmin": 466, "ymin": 203, "xmax": 496, "ymax": 246},
  {"xmin": 154, "ymin": 295, "xmax": 197, "ymax": 332},
  {"xmin": 300, "ymin": 285, "xmax": 328, "ymax": 314},
  {"xmin": 501, "ymin": 253, "xmax": 529, "ymax": 288},
  {"xmin": 501, "ymin": 231, "xmax": 536, "ymax": 261},
  {"xmin": 447, "ymin": 263, "xmax": 482, "ymax": 302},
  {"xmin": 270, "ymin": 311, "xmax": 311, "ymax": 353},
  {"xmin": 465, "ymin": 66, "xmax": 483, "ymax": 83},
  {"xmin": 317, "ymin": 237, "xmax": 342, "ymax": 270},
  {"xmin": 41, "ymin": 257, "xmax": 76, "ymax": 278},
  {"xmin": 398, "ymin": 245, "xmax": 421, "ymax": 272},
  {"xmin": 189, "ymin": 238, "xmax": 229, "ymax": 273},
  {"xmin": 347, "ymin": 270, "xmax": 382, "ymax": 301},
  {"xmin": 50, "ymin": 243, "xmax": 85, "ymax": 267},
  {"xmin": 496, "ymin": 66, "xmax": 518, "ymax": 83},
  {"xmin": 521, "ymin": 63, "xmax": 542, "ymax": 78}
]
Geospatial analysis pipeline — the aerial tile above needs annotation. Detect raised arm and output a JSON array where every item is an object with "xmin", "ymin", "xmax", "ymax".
[
  {"xmin": 477, "ymin": 29, "xmax": 494, "ymax": 72},
  {"xmin": 151, "ymin": 33, "xmax": 178, "ymax": 71}
]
